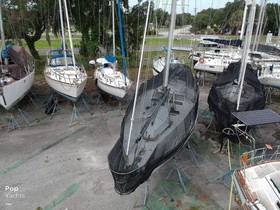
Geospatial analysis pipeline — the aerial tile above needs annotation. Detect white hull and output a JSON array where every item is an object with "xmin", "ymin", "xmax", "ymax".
[
  {"xmin": 94, "ymin": 66, "xmax": 131, "ymax": 98},
  {"xmin": 96, "ymin": 79, "xmax": 126, "ymax": 98},
  {"xmin": 258, "ymin": 76, "xmax": 280, "ymax": 88},
  {"xmin": 0, "ymin": 70, "xmax": 35, "ymax": 110},
  {"xmin": 44, "ymin": 66, "xmax": 87, "ymax": 101},
  {"xmin": 233, "ymin": 145, "xmax": 280, "ymax": 210},
  {"xmin": 152, "ymin": 56, "xmax": 180, "ymax": 76},
  {"xmin": 194, "ymin": 62, "xmax": 226, "ymax": 73},
  {"xmin": 258, "ymin": 62, "xmax": 280, "ymax": 88}
]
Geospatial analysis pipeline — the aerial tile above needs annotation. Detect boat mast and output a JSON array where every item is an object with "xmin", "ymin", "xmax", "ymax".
[
  {"xmin": 252, "ymin": 0, "xmax": 267, "ymax": 51},
  {"xmin": 112, "ymin": 0, "xmax": 115, "ymax": 58},
  {"xmin": 117, "ymin": 0, "xmax": 127, "ymax": 84},
  {"xmin": 63, "ymin": 0, "xmax": 76, "ymax": 67},
  {"xmin": 59, "ymin": 0, "xmax": 68, "ymax": 67},
  {"xmin": 240, "ymin": 1, "xmax": 248, "ymax": 40},
  {"xmin": 237, "ymin": 0, "xmax": 256, "ymax": 110},
  {"xmin": 163, "ymin": 0, "xmax": 177, "ymax": 87},
  {"xmin": 126, "ymin": 0, "xmax": 152, "ymax": 156},
  {"xmin": 0, "ymin": 0, "xmax": 5, "ymax": 50}
]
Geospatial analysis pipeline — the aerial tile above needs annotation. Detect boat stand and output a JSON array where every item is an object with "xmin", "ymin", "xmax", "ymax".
[
  {"xmin": 166, "ymin": 157, "xmax": 190, "ymax": 193},
  {"xmin": 7, "ymin": 114, "xmax": 20, "ymax": 132},
  {"xmin": 179, "ymin": 142, "xmax": 199, "ymax": 168},
  {"xmin": 7, "ymin": 108, "xmax": 37, "ymax": 132},
  {"xmin": 265, "ymin": 86, "xmax": 272, "ymax": 108},
  {"xmin": 93, "ymin": 92, "xmax": 105, "ymax": 105},
  {"xmin": 143, "ymin": 181, "xmax": 149, "ymax": 206},
  {"xmin": 69, "ymin": 104, "xmax": 85, "ymax": 127},
  {"xmin": 77, "ymin": 91, "xmax": 93, "ymax": 114},
  {"xmin": 27, "ymin": 93, "xmax": 40, "ymax": 110},
  {"xmin": 17, "ymin": 108, "xmax": 37, "ymax": 125}
]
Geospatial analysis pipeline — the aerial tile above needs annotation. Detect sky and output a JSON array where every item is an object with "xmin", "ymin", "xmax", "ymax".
[{"xmin": 129, "ymin": 0, "xmax": 279, "ymax": 15}]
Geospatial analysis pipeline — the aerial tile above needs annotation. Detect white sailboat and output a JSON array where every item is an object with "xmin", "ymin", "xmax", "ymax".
[
  {"xmin": 152, "ymin": 50, "xmax": 180, "ymax": 76},
  {"xmin": 0, "ymin": 0, "xmax": 35, "ymax": 110},
  {"xmin": 44, "ymin": 0, "xmax": 87, "ymax": 102},
  {"xmin": 90, "ymin": 0, "xmax": 131, "ymax": 99},
  {"xmin": 233, "ymin": 144, "xmax": 280, "ymax": 210}
]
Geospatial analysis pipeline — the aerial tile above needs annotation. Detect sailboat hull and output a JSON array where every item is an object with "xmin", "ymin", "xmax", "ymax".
[
  {"xmin": 0, "ymin": 46, "xmax": 35, "ymax": 110},
  {"xmin": 108, "ymin": 64, "xmax": 199, "ymax": 194},
  {"xmin": 0, "ymin": 69, "xmax": 35, "ymax": 110},
  {"xmin": 94, "ymin": 66, "xmax": 131, "ymax": 99},
  {"xmin": 44, "ymin": 65, "xmax": 87, "ymax": 102}
]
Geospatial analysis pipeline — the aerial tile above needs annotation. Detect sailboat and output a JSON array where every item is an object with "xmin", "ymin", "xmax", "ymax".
[
  {"xmin": 0, "ymin": 0, "xmax": 35, "ymax": 110},
  {"xmin": 152, "ymin": 50, "xmax": 180, "ymax": 76},
  {"xmin": 44, "ymin": 0, "xmax": 87, "ymax": 102},
  {"xmin": 233, "ymin": 144, "xmax": 280, "ymax": 210},
  {"xmin": 91, "ymin": 0, "xmax": 131, "ymax": 99},
  {"xmin": 207, "ymin": 0, "xmax": 265, "ymax": 129},
  {"xmin": 108, "ymin": 0, "xmax": 199, "ymax": 195}
]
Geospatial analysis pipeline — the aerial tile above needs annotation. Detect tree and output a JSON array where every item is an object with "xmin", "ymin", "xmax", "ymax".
[{"xmin": 2, "ymin": 0, "xmax": 51, "ymax": 59}]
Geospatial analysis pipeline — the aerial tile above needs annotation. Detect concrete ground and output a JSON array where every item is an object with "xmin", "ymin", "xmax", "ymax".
[{"xmin": 1, "ymin": 74, "xmax": 280, "ymax": 210}]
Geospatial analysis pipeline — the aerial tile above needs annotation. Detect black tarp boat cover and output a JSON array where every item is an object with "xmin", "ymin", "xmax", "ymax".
[
  {"xmin": 108, "ymin": 64, "xmax": 198, "ymax": 194},
  {"xmin": 203, "ymin": 38, "xmax": 242, "ymax": 47},
  {"xmin": 207, "ymin": 61, "xmax": 266, "ymax": 129}
]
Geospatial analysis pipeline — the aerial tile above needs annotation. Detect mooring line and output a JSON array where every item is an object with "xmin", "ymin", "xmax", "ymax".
[
  {"xmin": 43, "ymin": 183, "xmax": 80, "ymax": 210},
  {"xmin": 0, "ymin": 127, "xmax": 86, "ymax": 176}
]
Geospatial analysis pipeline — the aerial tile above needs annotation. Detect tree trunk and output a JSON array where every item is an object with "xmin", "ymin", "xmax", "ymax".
[
  {"xmin": 23, "ymin": 30, "xmax": 44, "ymax": 60},
  {"xmin": 25, "ymin": 38, "xmax": 40, "ymax": 60}
]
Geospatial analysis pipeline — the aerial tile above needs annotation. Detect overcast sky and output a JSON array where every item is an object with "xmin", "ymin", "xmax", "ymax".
[{"xmin": 129, "ymin": 0, "xmax": 279, "ymax": 15}]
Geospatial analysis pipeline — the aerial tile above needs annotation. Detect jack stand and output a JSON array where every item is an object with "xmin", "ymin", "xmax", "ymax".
[
  {"xmin": 166, "ymin": 158, "xmax": 190, "ymax": 193},
  {"xmin": 211, "ymin": 169, "xmax": 234, "ymax": 189},
  {"xmin": 265, "ymin": 86, "xmax": 272, "ymax": 109},
  {"xmin": 143, "ymin": 181, "xmax": 149, "ymax": 206},
  {"xmin": 17, "ymin": 108, "xmax": 37, "ymax": 125},
  {"xmin": 69, "ymin": 104, "xmax": 85, "ymax": 127},
  {"xmin": 78, "ymin": 96, "xmax": 93, "ymax": 113},
  {"xmin": 27, "ymin": 94, "xmax": 40, "ymax": 110},
  {"xmin": 93, "ymin": 92, "xmax": 105, "ymax": 105},
  {"xmin": 177, "ymin": 142, "xmax": 199, "ymax": 168},
  {"xmin": 7, "ymin": 114, "xmax": 20, "ymax": 132},
  {"xmin": 186, "ymin": 142, "xmax": 199, "ymax": 168}
]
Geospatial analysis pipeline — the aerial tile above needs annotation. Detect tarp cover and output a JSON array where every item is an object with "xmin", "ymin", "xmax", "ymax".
[
  {"xmin": 204, "ymin": 38, "xmax": 242, "ymax": 47},
  {"xmin": 207, "ymin": 61, "xmax": 265, "ymax": 128},
  {"xmin": 1, "ymin": 46, "xmax": 31, "ymax": 80}
]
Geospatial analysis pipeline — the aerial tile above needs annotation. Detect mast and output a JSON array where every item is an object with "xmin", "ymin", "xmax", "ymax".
[
  {"xmin": 252, "ymin": 0, "xmax": 266, "ymax": 51},
  {"xmin": 0, "ymin": 0, "xmax": 5, "ymax": 49},
  {"xmin": 240, "ymin": 1, "xmax": 248, "ymax": 40},
  {"xmin": 117, "ymin": 0, "xmax": 127, "ymax": 84},
  {"xmin": 237, "ymin": 0, "xmax": 256, "ymax": 110},
  {"xmin": 163, "ymin": 0, "xmax": 177, "ymax": 87},
  {"xmin": 59, "ymin": 0, "xmax": 68, "ymax": 67},
  {"xmin": 112, "ymin": 0, "xmax": 115, "ymax": 57},
  {"xmin": 126, "ymin": 0, "xmax": 151, "ymax": 156},
  {"xmin": 63, "ymin": 0, "xmax": 76, "ymax": 67}
]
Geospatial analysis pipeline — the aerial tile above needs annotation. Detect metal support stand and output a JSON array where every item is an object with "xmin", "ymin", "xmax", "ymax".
[
  {"xmin": 187, "ymin": 143, "xmax": 199, "ymax": 167},
  {"xmin": 265, "ymin": 86, "xmax": 272, "ymax": 108},
  {"xmin": 69, "ymin": 104, "xmax": 85, "ymax": 127},
  {"xmin": 17, "ymin": 108, "xmax": 37, "ymax": 125},
  {"xmin": 143, "ymin": 181, "xmax": 149, "ymax": 206},
  {"xmin": 166, "ymin": 157, "xmax": 190, "ymax": 193},
  {"xmin": 7, "ymin": 114, "xmax": 20, "ymax": 132},
  {"xmin": 78, "ymin": 93, "xmax": 93, "ymax": 114},
  {"xmin": 27, "ymin": 93, "xmax": 40, "ymax": 110}
]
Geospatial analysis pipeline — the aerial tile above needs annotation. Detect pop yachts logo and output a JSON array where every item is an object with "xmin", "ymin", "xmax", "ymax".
[{"xmin": 5, "ymin": 186, "xmax": 25, "ymax": 199}]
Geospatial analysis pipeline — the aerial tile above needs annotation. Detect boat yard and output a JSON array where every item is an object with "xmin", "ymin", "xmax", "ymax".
[{"xmin": 1, "ymin": 74, "xmax": 280, "ymax": 210}]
